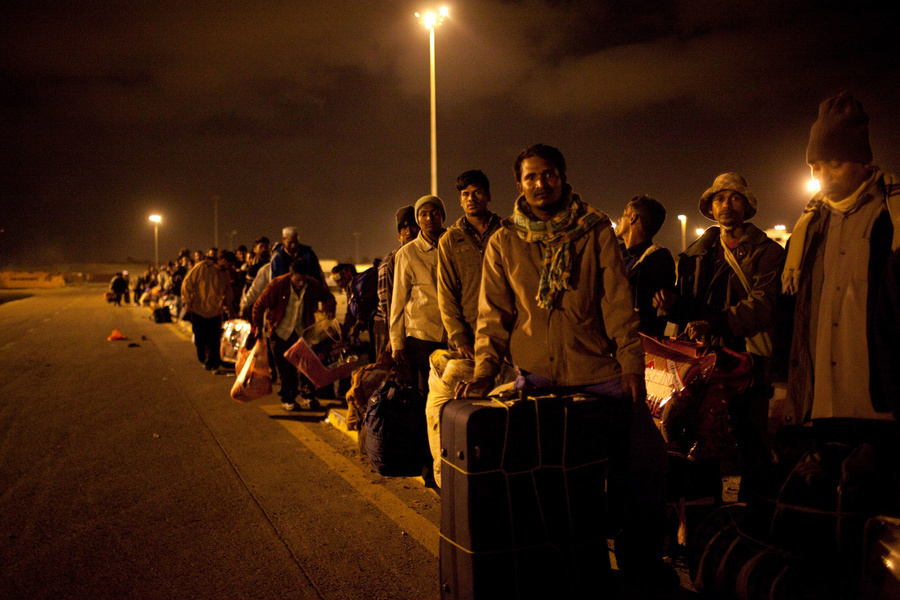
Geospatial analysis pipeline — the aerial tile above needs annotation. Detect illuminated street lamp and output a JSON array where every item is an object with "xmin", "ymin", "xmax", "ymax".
[
  {"xmin": 415, "ymin": 6, "xmax": 448, "ymax": 196},
  {"xmin": 807, "ymin": 178, "xmax": 821, "ymax": 194},
  {"xmin": 678, "ymin": 214, "xmax": 687, "ymax": 251},
  {"xmin": 149, "ymin": 214, "xmax": 162, "ymax": 270},
  {"xmin": 695, "ymin": 228, "xmax": 705, "ymax": 237}
]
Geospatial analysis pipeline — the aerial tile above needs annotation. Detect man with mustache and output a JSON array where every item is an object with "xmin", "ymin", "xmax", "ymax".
[
  {"xmin": 653, "ymin": 173, "xmax": 783, "ymax": 495},
  {"xmin": 654, "ymin": 173, "xmax": 783, "ymax": 359},
  {"xmin": 459, "ymin": 144, "xmax": 675, "ymax": 592}
]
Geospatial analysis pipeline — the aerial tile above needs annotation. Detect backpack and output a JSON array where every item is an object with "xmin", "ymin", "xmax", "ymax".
[{"xmin": 348, "ymin": 260, "xmax": 381, "ymax": 323}]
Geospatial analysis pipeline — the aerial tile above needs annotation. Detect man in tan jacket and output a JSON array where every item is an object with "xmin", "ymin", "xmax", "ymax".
[
  {"xmin": 182, "ymin": 249, "xmax": 236, "ymax": 372},
  {"xmin": 459, "ymin": 144, "xmax": 675, "ymax": 593}
]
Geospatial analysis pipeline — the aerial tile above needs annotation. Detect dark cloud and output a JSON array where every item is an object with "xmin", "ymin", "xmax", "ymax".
[{"xmin": 1, "ymin": 0, "xmax": 898, "ymax": 266}]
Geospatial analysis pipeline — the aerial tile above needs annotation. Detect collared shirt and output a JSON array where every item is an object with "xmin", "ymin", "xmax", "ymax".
[
  {"xmin": 390, "ymin": 231, "xmax": 447, "ymax": 350},
  {"xmin": 274, "ymin": 283, "xmax": 307, "ymax": 340},
  {"xmin": 812, "ymin": 196, "xmax": 888, "ymax": 420},
  {"xmin": 438, "ymin": 214, "xmax": 502, "ymax": 349},
  {"xmin": 459, "ymin": 213, "xmax": 502, "ymax": 252}
]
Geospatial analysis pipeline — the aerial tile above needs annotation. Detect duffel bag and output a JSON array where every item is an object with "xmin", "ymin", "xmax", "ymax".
[{"xmin": 363, "ymin": 379, "xmax": 428, "ymax": 477}]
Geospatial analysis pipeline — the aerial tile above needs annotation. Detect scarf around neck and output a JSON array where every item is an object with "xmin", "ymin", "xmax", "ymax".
[
  {"xmin": 510, "ymin": 188, "xmax": 605, "ymax": 309},
  {"xmin": 782, "ymin": 168, "xmax": 900, "ymax": 295}
]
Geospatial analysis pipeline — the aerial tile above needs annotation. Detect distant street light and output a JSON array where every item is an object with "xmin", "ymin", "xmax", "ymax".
[
  {"xmin": 213, "ymin": 195, "xmax": 220, "ymax": 249},
  {"xmin": 807, "ymin": 178, "xmax": 821, "ymax": 194},
  {"xmin": 415, "ymin": 6, "xmax": 448, "ymax": 197},
  {"xmin": 678, "ymin": 214, "xmax": 687, "ymax": 252},
  {"xmin": 149, "ymin": 214, "xmax": 162, "ymax": 269},
  {"xmin": 695, "ymin": 228, "xmax": 705, "ymax": 237}
]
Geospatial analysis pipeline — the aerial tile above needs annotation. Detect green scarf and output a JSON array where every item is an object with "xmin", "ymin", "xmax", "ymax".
[{"xmin": 510, "ymin": 189, "xmax": 605, "ymax": 309}]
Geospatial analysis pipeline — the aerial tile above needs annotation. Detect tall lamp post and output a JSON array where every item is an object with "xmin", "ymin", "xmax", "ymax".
[
  {"xmin": 149, "ymin": 214, "xmax": 162, "ymax": 270},
  {"xmin": 677, "ymin": 214, "xmax": 687, "ymax": 252},
  {"xmin": 416, "ymin": 6, "xmax": 448, "ymax": 197}
]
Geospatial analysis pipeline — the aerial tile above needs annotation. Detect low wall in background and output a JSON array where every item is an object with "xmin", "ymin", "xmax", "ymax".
[{"xmin": 0, "ymin": 271, "xmax": 67, "ymax": 289}]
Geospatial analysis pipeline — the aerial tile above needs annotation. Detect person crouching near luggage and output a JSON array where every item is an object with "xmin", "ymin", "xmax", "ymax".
[
  {"xmin": 247, "ymin": 258, "xmax": 336, "ymax": 412},
  {"xmin": 457, "ymin": 143, "xmax": 676, "ymax": 593}
]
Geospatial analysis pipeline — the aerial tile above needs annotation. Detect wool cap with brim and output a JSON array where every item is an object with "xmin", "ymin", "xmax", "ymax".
[
  {"xmin": 699, "ymin": 172, "xmax": 758, "ymax": 221},
  {"xmin": 395, "ymin": 205, "xmax": 415, "ymax": 232},
  {"xmin": 807, "ymin": 91, "xmax": 872, "ymax": 165},
  {"xmin": 414, "ymin": 195, "xmax": 446, "ymax": 225}
]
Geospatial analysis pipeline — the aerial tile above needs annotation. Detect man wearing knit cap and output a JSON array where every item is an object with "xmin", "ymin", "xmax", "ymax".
[
  {"xmin": 373, "ymin": 205, "xmax": 420, "ymax": 358},
  {"xmin": 389, "ymin": 196, "xmax": 448, "ymax": 394},
  {"xmin": 782, "ymin": 92, "xmax": 900, "ymax": 429}
]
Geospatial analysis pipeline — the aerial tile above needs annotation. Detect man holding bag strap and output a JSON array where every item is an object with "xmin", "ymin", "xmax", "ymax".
[
  {"xmin": 653, "ymin": 172, "xmax": 784, "ymax": 496},
  {"xmin": 654, "ymin": 173, "xmax": 783, "ymax": 367},
  {"xmin": 248, "ymin": 258, "xmax": 336, "ymax": 411}
]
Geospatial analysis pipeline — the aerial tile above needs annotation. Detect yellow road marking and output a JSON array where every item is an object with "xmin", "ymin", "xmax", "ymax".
[{"xmin": 259, "ymin": 403, "xmax": 440, "ymax": 557}]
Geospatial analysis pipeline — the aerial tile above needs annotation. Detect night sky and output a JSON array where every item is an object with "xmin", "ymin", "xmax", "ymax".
[{"xmin": 3, "ymin": 0, "xmax": 899, "ymax": 267}]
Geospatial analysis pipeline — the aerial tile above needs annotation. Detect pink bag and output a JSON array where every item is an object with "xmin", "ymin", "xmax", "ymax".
[
  {"xmin": 230, "ymin": 339, "xmax": 272, "ymax": 402},
  {"xmin": 283, "ymin": 337, "xmax": 359, "ymax": 388}
]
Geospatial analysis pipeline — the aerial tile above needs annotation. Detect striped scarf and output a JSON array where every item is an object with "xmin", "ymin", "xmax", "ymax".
[{"xmin": 510, "ymin": 189, "xmax": 604, "ymax": 309}]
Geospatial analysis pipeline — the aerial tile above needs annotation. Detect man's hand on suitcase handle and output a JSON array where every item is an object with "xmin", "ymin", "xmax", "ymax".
[
  {"xmin": 455, "ymin": 376, "xmax": 494, "ymax": 399},
  {"xmin": 621, "ymin": 372, "xmax": 647, "ymax": 405}
]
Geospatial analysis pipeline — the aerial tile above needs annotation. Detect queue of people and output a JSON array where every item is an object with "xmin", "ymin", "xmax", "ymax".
[{"xmin": 110, "ymin": 91, "xmax": 899, "ymax": 597}]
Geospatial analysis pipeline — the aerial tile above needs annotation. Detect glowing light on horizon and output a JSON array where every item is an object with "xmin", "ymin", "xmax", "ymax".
[
  {"xmin": 775, "ymin": 224, "xmax": 786, "ymax": 231},
  {"xmin": 807, "ymin": 178, "xmax": 821, "ymax": 193}
]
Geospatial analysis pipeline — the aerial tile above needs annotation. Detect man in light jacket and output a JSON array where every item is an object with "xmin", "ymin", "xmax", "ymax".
[
  {"xmin": 182, "ymin": 249, "xmax": 236, "ymax": 372},
  {"xmin": 390, "ymin": 195, "xmax": 448, "ymax": 394},
  {"xmin": 426, "ymin": 169, "xmax": 504, "ymax": 487},
  {"xmin": 460, "ymin": 143, "xmax": 674, "ymax": 592}
]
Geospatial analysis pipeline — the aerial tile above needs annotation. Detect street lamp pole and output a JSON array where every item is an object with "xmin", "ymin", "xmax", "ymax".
[
  {"xmin": 416, "ymin": 7, "xmax": 448, "ymax": 197},
  {"xmin": 149, "ymin": 214, "xmax": 162, "ymax": 270},
  {"xmin": 678, "ymin": 214, "xmax": 687, "ymax": 252}
]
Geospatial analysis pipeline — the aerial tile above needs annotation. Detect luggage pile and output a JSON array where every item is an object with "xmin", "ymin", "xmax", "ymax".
[{"xmin": 688, "ymin": 440, "xmax": 900, "ymax": 599}]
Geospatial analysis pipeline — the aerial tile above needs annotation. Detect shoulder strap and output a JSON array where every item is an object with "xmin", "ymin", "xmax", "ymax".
[
  {"xmin": 721, "ymin": 234, "xmax": 773, "ymax": 356},
  {"xmin": 721, "ymin": 239, "xmax": 752, "ymax": 295}
]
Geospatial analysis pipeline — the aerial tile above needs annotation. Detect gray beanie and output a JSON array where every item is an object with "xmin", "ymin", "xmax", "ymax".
[
  {"xmin": 414, "ymin": 195, "xmax": 446, "ymax": 225},
  {"xmin": 806, "ymin": 92, "xmax": 872, "ymax": 165},
  {"xmin": 395, "ymin": 205, "xmax": 415, "ymax": 232}
]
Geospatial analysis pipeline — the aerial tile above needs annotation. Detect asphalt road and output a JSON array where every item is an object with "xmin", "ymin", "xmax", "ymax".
[{"xmin": 0, "ymin": 286, "xmax": 440, "ymax": 600}]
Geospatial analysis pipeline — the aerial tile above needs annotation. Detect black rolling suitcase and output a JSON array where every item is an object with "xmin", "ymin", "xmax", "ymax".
[{"xmin": 440, "ymin": 389, "xmax": 616, "ymax": 600}]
